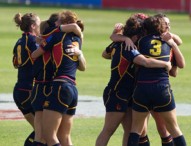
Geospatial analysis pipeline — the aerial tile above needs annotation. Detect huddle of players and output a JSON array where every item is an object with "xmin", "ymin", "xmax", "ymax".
[
  {"xmin": 12, "ymin": 10, "xmax": 187, "ymax": 146},
  {"xmin": 12, "ymin": 10, "xmax": 85, "ymax": 146},
  {"xmin": 96, "ymin": 13, "xmax": 186, "ymax": 146}
]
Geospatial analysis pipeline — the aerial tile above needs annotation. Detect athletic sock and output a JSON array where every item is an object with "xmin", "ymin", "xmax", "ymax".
[
  {"xmin": 127, "ymin": 132, "xmax": 140, "ymax": 146},
  {"xmin": 173, "ymin": 135, "xmax": 187, "ymax": 146},
  {"xmin": 52, "ymin": 144, "xmax": 61, "ymax": 146},
  {"xmin": 32, "ymin": 141, "xmax": 45, "ymax": 146},
  {"xmin": 161, "ymin": 135, "xmax": 173, "ymax": 146},
  {"xmin": 139, "ymin": 135, "xmax": 150, "ymax": 146},
  {"xmin": 24, "ymin": 131, "xmax": 35, "ymax": 146}
]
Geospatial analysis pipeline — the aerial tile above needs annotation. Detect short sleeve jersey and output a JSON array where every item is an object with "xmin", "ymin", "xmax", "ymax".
[
  {"xmin": 13, "ymin": 32, "xmax": 37, "ymax": 86},
  {"xmin": 33, "ymin": 27, "xmax": 59, "ymax": 82},
  {"xmin": 42, "ymin": 32, "xmax": 81, "ymax": 81},
  {"xmin": 137, "ymin": 34, "xmax": 172, "ymax": 81},
  {"xmin": 105, "ymin": 42, "xmax": 140, "ymax": 91}
]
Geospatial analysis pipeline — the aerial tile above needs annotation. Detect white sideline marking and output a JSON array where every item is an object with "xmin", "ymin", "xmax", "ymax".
[{"xmin": 0, "ymin": 94, "xmax": 191, "ymax": 116}]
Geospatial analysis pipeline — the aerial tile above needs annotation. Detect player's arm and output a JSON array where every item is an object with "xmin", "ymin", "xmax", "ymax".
[
  {"xmin": 110, "ymin": 23, "xmax": 136, "ymax": 50},
  {"xmin": 166, "ymin": 39, "xmax": 185, "ymax": 69},
  {"xmin": 169, "ymin": 66, "xmax": 178, "ymax": 77},
  {"xmin": 66, "ymin": 43, "xmax": 86, "ymax": 71},
  {"xmin": 60, "ymin": 23, "xmax": 83, "ymax": 40},
  {"xmin": 77, "ymin": 51, "xmax": 86, "ymax": 71},
  {"xmin": 102, "ymin": 50, "xmax": 111, "ymax": 59},
  {"xmin": 31, "ymin": 47, "xmax": 45, "ymax": 59},
  {"xmin": 162, "ymin": 32, "xmax": 182, "ymax": 46},
  {"xmin": 133, "ymin": 55, "xmax": 172, "ymax": 71},
  {"xmin": 102, "ymin": 42, "xmax": 115, "ymax": 59},
  {"xmin": 32, "ymin": 37, "xmax": 54, "ymax": 59},
  {"xmin": 171, "ymin": 33, "xmax": 182, "ymax": 46},
  {"xmin": 161, "ymin": 32, "xmax": 181, "ymax": 76},
  {"xmin": 161, "ymin": 32, "xmax": 185, "ymax": 68}
]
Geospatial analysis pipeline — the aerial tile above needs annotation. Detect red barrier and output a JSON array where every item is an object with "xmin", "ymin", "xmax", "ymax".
[{"xmin": 102, "ymin": 0, "xmax": 190, "ymax": 12}]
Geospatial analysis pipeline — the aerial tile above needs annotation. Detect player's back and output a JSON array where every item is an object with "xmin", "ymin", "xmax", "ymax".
[
  {"xmin": 137, "ymin": 34, "xmax": 172, "ymax": 81},
  {"xmin": 51, "ymin": 32, "xmax": 81, "ymax": 81},
  {"xmin": 33, "ymin": 27, "xmax": 59, "ymax": 82},
  {"xmin": 107, "ymin": 42, "xmax": 136, "ymax": 91},
  {"xmin": 13, "ymin": 33, "xmax": 36, "ymax": 84}
]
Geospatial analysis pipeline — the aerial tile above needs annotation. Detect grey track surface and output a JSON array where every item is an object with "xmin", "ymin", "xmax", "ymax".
[{"xmin": 0, "ymin": 94, "xmax": 191, "ymax": 117}]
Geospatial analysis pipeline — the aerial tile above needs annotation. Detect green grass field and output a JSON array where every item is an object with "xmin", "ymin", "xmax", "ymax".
[
  {"xmin": 0, "ymin": 116, "xmax": 191, "ymax": 146},
  {"xmin": 0, "ymin": 3, "xmax": 191, "ymax": 146},
  {"xmin": 1, "ymin": 4, "xmax": 191, "ymax": 101}
]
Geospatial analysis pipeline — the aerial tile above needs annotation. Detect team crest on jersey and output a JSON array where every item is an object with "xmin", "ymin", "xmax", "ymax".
[
  {"xmin": 43, "ymin": 101, "xmax": 50, "ymax": 107},
  {"xmin": 116, "ymin": 103, "xmax": 121, "ymax": 110}
]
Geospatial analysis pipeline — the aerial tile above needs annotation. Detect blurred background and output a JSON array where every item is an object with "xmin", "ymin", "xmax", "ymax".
[
  {"xmin": 0, "ymin": 1, "xmax": 191, "ymax": 145},
  {"xmin": 1, "ymin": 0, "xmax": 191, "ymax": 13},
  {"xmin": 0, "ymin": 0, "xmax": 191, "ymax": 99}
]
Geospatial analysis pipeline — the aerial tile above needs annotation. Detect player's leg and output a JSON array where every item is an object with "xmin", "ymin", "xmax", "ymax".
[
  {"xmin": 96, "ymin": 112, "xmax": 126, "ymax": 146},
  {"xmin": 23, "ymin": 113, "xmax": 35, "ymax": 146},
  {"xmin": 32, "ymin": 111, "xmax": 47, "ymax": 146},
  {"xmin": 57, "ymin": 114, "xmax": 73, "ymax": 146},
  {"xmin": 151, "ymin": 111, "xmax": 173, "ymax": 146},
  {"xmin": 127, "ymin": 110, "xmax": 149, "ymax": 146},
  {"xmin": 121, "ymin": 107, "xmax": 132, "ymax": 146},
  {"xmin": 42, "ymin": 109, "xmax": 62, "ymax": 146},
  {"xmin": 13, "ymin": 86, "xmax": 35, "ymax": 145},
  {"xmin": 153, "ymin": 83, "xmax": 186, "ymax": 146},
  {"xmin": 24, "ymin": 112, "xmax": 35, "ymax": 128},
  {"xmin": 31, "ymin": 83, "xmax": 52, "ymax": 146},
  {"xmin": 139, "ymin": 114, "xmax": 150, "ymax": 146},
  {"xmin": 160, "ymin": 109, "xmax": 186, "ymax": 146}
]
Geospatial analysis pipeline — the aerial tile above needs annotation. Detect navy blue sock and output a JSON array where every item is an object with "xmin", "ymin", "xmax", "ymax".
[
  {"xmin": 24, "ymin": 131, "xmax": 35, "ymax": 146},
  {"xmin": 139, "ymin": 135, "xmax": 150, "ymax": 146},
  {"xmin": 161, "ymin": 135, "xmax": 173, "ymax": 146},
  {"xmin": 32, "ymin": 141, "xmax": 45, "ymax": 146},
  {"xmin": 173, "ymin": 135, "xmax": 186, "ymax": 146},
  {"xmin": 127, "ymin": 133, "xmax": 140, "ymax": 146},
  {"xmin": 52, "ymin": 144, "xmax": 61, "ymax": 146}
]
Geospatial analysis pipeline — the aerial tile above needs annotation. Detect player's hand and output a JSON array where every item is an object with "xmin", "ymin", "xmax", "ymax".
[
  {"xmin": 124, "ymin": 37, "xmax": 137, "ymax": 51},
  {"xmin": 165, "ymin": 61, "xmax": 172, "ymax": 72},
  {"xmin": 161, "ymin": 32, "xmax": 172, "ymax": 42},
  {"xmin": 36, "ymin": 36, "xmax": 42, "ymax": 44},
  {"xmin": 36, "ymin": 36, "xmax": 46, "ymax": 46},
  {"xmin": 114, "ymin": 23, "xmax": 124, "ymax": 33},
  {"xmin": 66, "ymin": 44, "xmax": 81, "ymax": 56}
]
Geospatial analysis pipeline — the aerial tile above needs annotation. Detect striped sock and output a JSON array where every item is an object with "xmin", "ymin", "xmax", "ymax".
[
  {"xmin": 161, "ymin": 135, "xmax": 173, "ymax": 146},
  {"xmin": 139, "ymin": 135, "xmax": 150, "ymax": 146}
]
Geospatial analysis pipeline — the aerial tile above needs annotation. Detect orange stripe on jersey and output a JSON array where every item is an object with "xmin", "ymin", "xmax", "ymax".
[
  {"xmin": 23, "ymin": 35, "xmax": 33, "ymax": 66},
  {"xmin": 42, "ymin": 27, "xmax": 59, "ymax": 39}
]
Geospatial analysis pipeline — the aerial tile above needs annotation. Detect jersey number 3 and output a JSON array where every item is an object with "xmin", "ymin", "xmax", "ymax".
[{"xmin": 150, "ymin": 40, "xmax": 162, "ymax": 56}]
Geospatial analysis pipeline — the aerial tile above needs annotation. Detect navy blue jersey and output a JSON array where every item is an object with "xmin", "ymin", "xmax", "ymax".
[
  {"xmin": 137, "ymin": 34, "xmax": 172, "ymax": 81},
  {"xmin": 13, "ymin": 32, "xmax": 37, "ymax": 87},
  {"xmin": 33, "ymin": 27, "xmax": 59, "ymax": 82},
  {"xmin": 42, "ymin": 32, "xmax": 81, "ymax": 82},
  {"xmin": 106, "ymin": 42, "xmax": 140, "ymax": 91}
]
